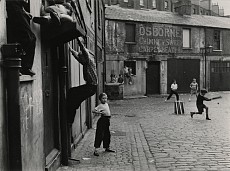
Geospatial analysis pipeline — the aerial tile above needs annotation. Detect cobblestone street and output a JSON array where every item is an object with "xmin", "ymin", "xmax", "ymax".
[{"xmin": 58, "ymin": 92, "xmax": 230, "ymax": 171}]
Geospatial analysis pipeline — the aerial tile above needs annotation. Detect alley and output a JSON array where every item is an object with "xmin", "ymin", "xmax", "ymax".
[{"xmin": 58, "ymin": 92, "xmax": 230, "ymax": 171}]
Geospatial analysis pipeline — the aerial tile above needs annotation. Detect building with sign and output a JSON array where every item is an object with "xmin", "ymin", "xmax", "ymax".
[{"xmin": 104, "ymin": 2, "xmax": 230, "ymax": 98}]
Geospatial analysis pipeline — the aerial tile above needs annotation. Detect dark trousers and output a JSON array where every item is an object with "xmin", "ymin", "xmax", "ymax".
[
  {"xmin": 66, "ymin": 84, "xmax": 97, "ymax": 124},
  {"xmin": 94, "ymin": 116, "xmax": 111, "ymax": 149},
  {"xmin": 167, "ymin": 90, "xmax": 179, "ymax": 101},
  {"xmin": 6, "ymin": 7, "xmax": 36, "ymax": 70}
]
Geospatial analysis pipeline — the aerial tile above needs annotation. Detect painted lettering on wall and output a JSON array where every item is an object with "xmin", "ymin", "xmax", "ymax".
[{"xmin": 138, "ymin": 24, "xmax": 183, "ymax": 53}]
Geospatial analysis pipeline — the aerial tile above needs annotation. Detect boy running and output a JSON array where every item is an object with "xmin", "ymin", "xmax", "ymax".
[{"xmin": 190, "ymin": 89, "xmax": 211, "ymax": 120}]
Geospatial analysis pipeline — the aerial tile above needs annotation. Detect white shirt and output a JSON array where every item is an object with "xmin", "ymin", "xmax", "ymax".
[
  {"xmin": 171, "ymin": 83, "xmax": 178, "ymax": 91},
  {"xmin": 95, "ymin": 103, "xmax": 111, "ymax": 116}
]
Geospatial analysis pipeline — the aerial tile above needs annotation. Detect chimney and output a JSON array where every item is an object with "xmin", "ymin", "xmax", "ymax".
[
  {"xmin": 134, "ymin": 0, "xmax": 140, "ymax": 9},
  {"xmin": 219, "ymin": 8, "xmax": 224, "ymax": 16},
  {"xmin": 177, "ymin": 0, "xmax": 192, "ymax": 15},
  {"xmin": 212, "ymin": 4, "xmax": 219, "ymax": 15},
  {"xmin": 107, "ymin": 0, "xmax": 111, "ymax": 6}
]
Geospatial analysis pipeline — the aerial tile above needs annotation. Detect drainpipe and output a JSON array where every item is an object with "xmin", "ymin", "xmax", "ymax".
[
  {"xmin": 103, "ymin": 4, "xmax": 106, "ymax": 92},
  {"xmin": 204, "ymin": 27, "xmax": 207, "ymax": 89},
  {"xmin": 92, "ymin": 0, "xmax": 98, "ymax": 126},
  {"xmin": 1, "ymin": 43, "xmax": 22, "ymax": 171}
]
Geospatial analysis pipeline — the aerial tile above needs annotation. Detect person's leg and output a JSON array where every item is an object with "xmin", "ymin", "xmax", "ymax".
[
  {"xmin": 189, "ymin": 90, "xmax": 192, "ymax": 101},
  {"xmin": 174, "ymin": 91, "xmax": 179, "ymax": 101},
  {"xmin": 166, "ymin": 91, "xmax": 173, "ymax": 100},
  {"xmin": 103, "ymin": 119, "xmax": 111, "ymax": 149},
  {"xmin": 103, "ymin": 119, "xmax": 115, "ymax": 152},
  {"xmin": 20, "ymin": 34, "xmax": 36, "ymax": 72},
  {"xmin": 7, "ymin": 8, "xmax": 36, "ymax": 75},
  {"xmin": 205, "ymin": 106, "xmax": 211, "ymax": 120},
  {"xmin": 190, "ymin": 111, "xmax": 202, "ymax": 118},
  {"xmin": 66, "ymin": 84, "xmax": 97, "ymax": 124},
  {"xmin": 94, "ymin": 118, "xmax": 104, "ymax": 156},
  {"xmin": 191, "ymin": 105, "xmax": 203, "ymax": 118}
]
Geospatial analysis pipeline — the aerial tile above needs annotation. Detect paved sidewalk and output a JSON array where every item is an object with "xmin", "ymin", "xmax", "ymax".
[
  {"xmin": 58, "ymin": 92, "xmax": 230, "ymax": 171},
  {"xmin": 58, "ymin": 111, "xmax": 157, "ymax": 171}
]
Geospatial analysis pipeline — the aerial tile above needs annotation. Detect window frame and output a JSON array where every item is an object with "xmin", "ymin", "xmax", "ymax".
[
  {"xmin": 125, "ymin": 23, "xmax": 136, "ymax": 43},
  {"xmin": 124, "ymin": 61, "xmax": 136, "ymax": 76},
  {"xmin": 182, "ymin": 28, "xmax": 191, "ymax": 49},
  {"xmin": 213, "ymin": 30, "xmax": 221, "ymax": 50}
]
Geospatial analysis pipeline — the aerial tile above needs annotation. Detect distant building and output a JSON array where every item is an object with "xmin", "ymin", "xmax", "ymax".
[{"xmin": 104, "ymin": 2, "xmax": 230, "ymax": 98}]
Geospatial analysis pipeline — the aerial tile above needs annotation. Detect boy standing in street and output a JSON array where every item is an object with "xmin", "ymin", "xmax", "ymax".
[
  {"xmin": 92, "ymin": 93, "xmax": 115, "ymax": 156},
  {"xmin": 189, "ymin": 78, "xmax": 199, "ymax": 101},
  {"xmin": 165, "ymin": 79, "xmax": 179, "ymax": 101},
  {"xmin": 190, "ymin": 89, "xmax": 211, "ymax": 120}
]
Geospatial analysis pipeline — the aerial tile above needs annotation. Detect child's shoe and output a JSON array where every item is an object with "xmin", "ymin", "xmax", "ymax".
[
  {"xmin": 105, "ymin": 148, "xmax": 115, "ymax": 153},
  {"xmin": 93, "ymin": 151, "xmax": 99, "ymax": 156},
  {"xmin": 190, "ymin": 112, "xmax": 194, "ymax": 118},
  {"xmin": 206, "ymin": 118, "xmax": 211, "ymax": 120}
]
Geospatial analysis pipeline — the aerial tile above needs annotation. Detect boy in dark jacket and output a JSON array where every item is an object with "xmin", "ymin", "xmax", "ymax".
[{"xmin": 190, "ymin": 89, "xmax": 211, "ymax": 120}]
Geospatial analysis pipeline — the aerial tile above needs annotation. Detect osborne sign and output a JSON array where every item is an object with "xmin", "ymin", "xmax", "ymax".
[{"xmin": 138, "ymin": 24, "xmax": 183, "ymax": 54}]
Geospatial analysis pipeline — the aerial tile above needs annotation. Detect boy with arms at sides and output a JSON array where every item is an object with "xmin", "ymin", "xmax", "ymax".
[
  {"xmin": 190, "ymin": 89, "xmax": 211, "ymax": 120},
  {"xmin": 189, "ymin": 78, "xmax": 199, "ymax": 101},
  {"xmin": 92, "ymin": 93, "xmax": 115, "ymax": 156}
]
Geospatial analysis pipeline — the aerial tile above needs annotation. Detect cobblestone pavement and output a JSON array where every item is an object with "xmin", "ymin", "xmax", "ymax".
[{"xmin": 58, "ymin": 92, "xmax": 230, "ymax": 171}]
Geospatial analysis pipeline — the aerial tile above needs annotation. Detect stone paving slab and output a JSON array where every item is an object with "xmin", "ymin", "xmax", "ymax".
[{"xmin": 58, "ymin": 92, "xmax": 230, "ymax": 171}]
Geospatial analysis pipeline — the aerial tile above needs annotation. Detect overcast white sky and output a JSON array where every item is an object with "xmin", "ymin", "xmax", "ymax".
[{"xmin": 212, "ymin": 0, "xmax": 230, "ymax": 15}]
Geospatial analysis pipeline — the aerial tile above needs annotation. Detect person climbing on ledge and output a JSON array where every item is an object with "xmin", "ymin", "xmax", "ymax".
[
  {"xmin": 67, "ymin": 36, "xmax": 98, "ymax": 125},
  {"xmin": 6, "ymin": 0, "xmax": 36, "ymax": 76}
]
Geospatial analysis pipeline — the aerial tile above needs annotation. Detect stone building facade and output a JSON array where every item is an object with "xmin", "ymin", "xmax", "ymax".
[{"xmin": 105, "ymin": 4, "xmax": 230, "ymax": 98}]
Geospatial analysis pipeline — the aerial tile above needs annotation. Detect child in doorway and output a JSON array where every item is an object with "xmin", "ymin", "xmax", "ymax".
[
  {"xmin": 189, "ymin": 78, "xmax": 199, "ymax": 101},
  {"xmin": 165, "ymin": 79, "xmax": 179, "ymax": 101},
  {"xmin": 92, "ymin": 93, "xmax": 115, "ymax": 156},
  {"xmin": 190, "ymin": 89, "xmax": 211, "ymax": 120}
]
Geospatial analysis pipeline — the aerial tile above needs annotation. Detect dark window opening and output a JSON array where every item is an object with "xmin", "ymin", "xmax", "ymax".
[
  {"xmin": 124, "ymin": 61, "xmax": 136, "ymax": 75},
  {"xmin": 125, "ymin": 23, "xmax": 136, "ymax": 43},
  {"xmin": 214, "ymin": 30, "xmax": 221, "ymax": 50}
]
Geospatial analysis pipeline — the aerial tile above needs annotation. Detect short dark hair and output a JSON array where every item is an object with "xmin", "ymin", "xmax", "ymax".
[
  {"xmin": 200, "ymin": 89, "xmax": 208, "ymax": 94},
  {"xmin": 99, "ymin": 93, "xmax": 107, "ymax": 100}
]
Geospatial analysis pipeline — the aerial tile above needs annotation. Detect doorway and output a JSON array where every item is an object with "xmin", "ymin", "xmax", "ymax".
[
  {"xmin": 42, "ymin": 47, "xmax": 60, "ymax": 166},
  {"xmin": 146, "ymin": 61, "xmax": 160, "ymax": 95}
]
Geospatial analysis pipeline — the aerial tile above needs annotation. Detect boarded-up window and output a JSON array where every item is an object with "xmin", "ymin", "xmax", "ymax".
[
  {"xmin": 214, "ymin": 30, "xmax": 221, "ymax": 50},
  {"xmin": 183, "ymin": 28, "xmax": 191, "ymax": 48},
  {"xmin": 125, "ymin": 24, "xmax": 136, "ymax": 43}
]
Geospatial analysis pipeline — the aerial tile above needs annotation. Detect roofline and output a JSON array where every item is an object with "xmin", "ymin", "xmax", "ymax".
[{"xmin": 105, "ymin": 17, "xmax": 230, "ymax": 30}]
